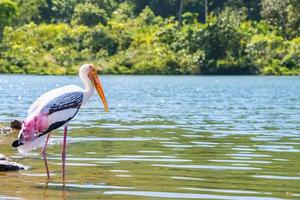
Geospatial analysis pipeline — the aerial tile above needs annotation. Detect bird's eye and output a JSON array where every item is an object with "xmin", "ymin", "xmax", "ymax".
[{"xmin": 89, "ymin": 65, "xmax": 96, "ymax": 72}]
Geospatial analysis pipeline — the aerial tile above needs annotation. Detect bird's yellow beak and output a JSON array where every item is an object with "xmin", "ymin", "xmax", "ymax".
[{"xmin": 89, "ymin": 71, "xmax": 109, "ymax": 112}]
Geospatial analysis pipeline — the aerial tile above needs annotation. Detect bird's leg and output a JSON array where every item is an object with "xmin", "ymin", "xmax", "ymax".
[
  {"xmin": 41, "ymin": 133, "xmax": 51, "ymax": 179},
  {"xmin": 62, "ymin": 125, "xmax": 68, "ymax": 182}
]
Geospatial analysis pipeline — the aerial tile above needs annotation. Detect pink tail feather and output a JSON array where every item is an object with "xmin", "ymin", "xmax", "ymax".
[{"xmin": 21, "ymin": 112, "xmax": 48, "ymax": 143}]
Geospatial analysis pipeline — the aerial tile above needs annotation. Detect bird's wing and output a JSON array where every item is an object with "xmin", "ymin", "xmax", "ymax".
[
  {"xmin": 28, "ymin": 85, "xmax": 83, "ymax": 115},
  {"xmin": 42, "ymin": 91, "xmax": 83, "ymax": 115},
  {"xmin": 41, "ymin": 90, "xmax": 84, "ymax": 134},
  {"xmin": 12, "ymin": 89, "xmax": 84, "ymax": 151}
]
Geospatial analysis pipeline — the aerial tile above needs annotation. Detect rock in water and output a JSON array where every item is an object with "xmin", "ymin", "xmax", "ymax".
[
  {"xmin": 0, "ymin": 154, "xmax": 26, "ymax": 171},
  {"xmin": 0, "ymin": 119, "xmax": 22, "ymax": 134},
  {"xmin": 11, "ymin": 120, "xmax": 22, "ymax": 130},
  {"xmin": 0, "ymin": 126, "xmax": 12, "ymax": 134}
]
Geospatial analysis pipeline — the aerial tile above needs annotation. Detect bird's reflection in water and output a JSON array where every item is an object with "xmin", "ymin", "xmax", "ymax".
[
  {"xmin": 61, "ymin": 183, "xmax": 66, "ymax": 200},
  {"xmin": 42, "ymin": 180, "xmax": 49, "ymax": 200},
  {"xmin": 42, "ymin": 180, "xmax": 67, "ymax": 200}
]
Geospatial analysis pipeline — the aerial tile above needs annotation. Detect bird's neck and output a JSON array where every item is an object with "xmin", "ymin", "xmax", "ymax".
[{"xmin": 81, "ymin": 75, "xmax": 94, "ymax": 105}]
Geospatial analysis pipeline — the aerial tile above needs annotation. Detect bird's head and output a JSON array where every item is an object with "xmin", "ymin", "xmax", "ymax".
[{"xmin": 80, "ymin": 64, "xmax": 108, "ymax": 112}]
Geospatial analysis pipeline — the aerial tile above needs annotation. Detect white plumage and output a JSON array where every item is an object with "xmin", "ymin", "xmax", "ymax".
[
  {"xmin": 17, "ymin": 134, "xmax": 48, "ymax": 154},
  {"xmin": 28, "ymin": 85, "xmax": 83, "ymax": 115}
]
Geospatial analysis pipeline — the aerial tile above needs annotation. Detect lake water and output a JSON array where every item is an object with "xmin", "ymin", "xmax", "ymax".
[{"xmin": 0, "ymin": 75, "xmax": 300, "ymax": 199}]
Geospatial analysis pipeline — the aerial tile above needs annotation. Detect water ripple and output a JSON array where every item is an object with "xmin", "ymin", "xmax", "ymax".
[
  {"xmin": 152, "ymin": 164, "xmax": 262, "ymax": 170},
  {"xmin": 103, "ymin": 190, "xmax": 284, "ymax": 200}
]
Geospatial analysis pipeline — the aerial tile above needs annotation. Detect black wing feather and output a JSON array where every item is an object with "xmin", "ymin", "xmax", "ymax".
[{"xmin": 42, "ymin": 92, "xmax": 83, "ymax": 114}]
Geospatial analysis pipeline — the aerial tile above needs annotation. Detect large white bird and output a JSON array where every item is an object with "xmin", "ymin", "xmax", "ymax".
[{"xmin": 12, "ymin": 64, "xmax": 108, "ymax": 180}]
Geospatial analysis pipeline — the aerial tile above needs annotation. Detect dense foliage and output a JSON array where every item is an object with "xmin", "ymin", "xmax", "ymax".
[{"xmin": 0, "ymin": 0, "xmax": 299, "ymax": 75}]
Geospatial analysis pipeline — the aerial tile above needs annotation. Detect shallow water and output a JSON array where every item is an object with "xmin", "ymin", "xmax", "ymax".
[{"xmin": 0, "ymin": 75, "xmax": 300, "ymax": 199}]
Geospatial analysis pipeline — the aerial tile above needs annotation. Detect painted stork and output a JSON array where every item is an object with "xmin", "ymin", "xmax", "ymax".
[{"xmin": 12, "ymin": 64, "xmax": 108, "ymax": 180}]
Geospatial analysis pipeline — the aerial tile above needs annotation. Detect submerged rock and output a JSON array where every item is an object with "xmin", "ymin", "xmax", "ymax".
[
  {"xmin": 0, "ymin": 119, "xmax": 22, "ymax": 135},
  {"xmin": 0, "ymin": 154, "xmax": 26, "ymax": 171},
  {"xmin": 0, "ymin": 126, "xmax": 12, "ymax": 134},
  {"xmin": 11, "ymin": 120, "xmax": 22, "ymax": 130}
]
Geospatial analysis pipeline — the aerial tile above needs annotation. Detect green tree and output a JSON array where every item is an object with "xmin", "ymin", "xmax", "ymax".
[
  {"xmin": 197, "ymin": 8, "xmax": 256, "ymax": 74},
  {"xmin": 0, "ymin": 0, "xmax": 17, "ymax": 39},
  {"xmin": 12, "ymin": 0, "xmax": 47, "ymax": 25},
  {"xmin": 261, "ymin": 0, "xmax": 288, "ymax": 34},
  {"xmin": 71, "ymin": 2, "xmax": 108, "ymax": 26},
  {"xmin": 82, "ymin": 25, "xmax": 118, "ymax": 55},
  {"xmin": 286, "ymin": 0, "xmax": 300, "ymax": 38},
  {"xmin": 49, "ymin": 0, "xmax": 80, "ymax": 23},
  {"xmin": 1, "ymin": 0, "xmax": 300, "ymax": 75},
  {"xmin": 261, "ymin": 0, "xmax": 300, "ymax": 38},
  {"xmin": 224, "ymin": 0, "xmax": 261, "ymax": 20},
  {"xmin": 111, "ymin": 2, "xmax": 134, "ymax": 22}
]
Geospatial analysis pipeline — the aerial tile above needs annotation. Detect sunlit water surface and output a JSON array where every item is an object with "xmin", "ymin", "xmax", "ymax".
[{"xmin": 0, "ymin": 75, "xmax": 300, "ymax": 200}]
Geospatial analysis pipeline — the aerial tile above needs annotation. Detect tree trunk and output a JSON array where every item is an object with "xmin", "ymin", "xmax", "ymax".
[
  {"xmin": 0, "ymin": 26, "xmax": 3, "ymax": 41},
  {"xmin": 204, "ymin": 0, "xmax": 208, "ymax": 23},
  {"xmin": 246, "ymin": 0, "xmax": 251, "ymax": 19},
  {"xmin": 178, "ymin": 0, "xmax": 184, "ymax": 27}
]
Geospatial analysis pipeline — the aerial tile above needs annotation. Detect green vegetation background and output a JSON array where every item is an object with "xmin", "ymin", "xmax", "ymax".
[{"xmin": 0, "ymin": 0, "xmax": 299, "ymax": 75}]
